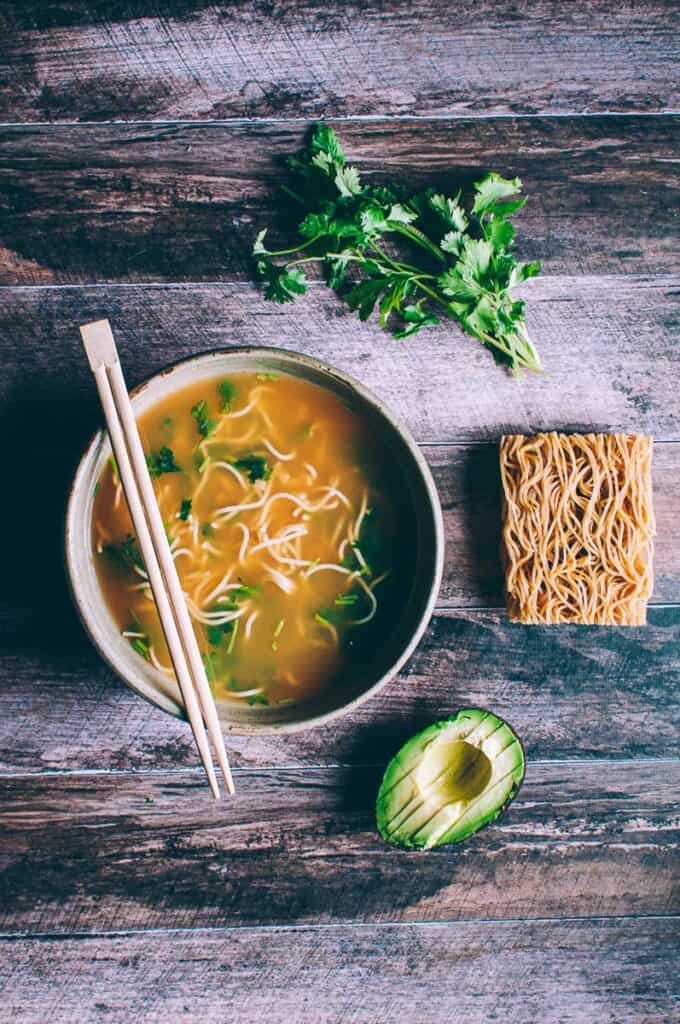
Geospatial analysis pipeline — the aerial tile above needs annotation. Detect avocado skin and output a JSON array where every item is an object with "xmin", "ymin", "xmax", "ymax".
[{"xmin": 376, "ymin": 708, "xmax": 526, "ymax": 850}]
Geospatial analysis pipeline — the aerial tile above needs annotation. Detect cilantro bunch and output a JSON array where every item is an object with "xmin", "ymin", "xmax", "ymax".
[{"xmin": 254, "ymin": 124, "xmax": 542, "ymax": 374}]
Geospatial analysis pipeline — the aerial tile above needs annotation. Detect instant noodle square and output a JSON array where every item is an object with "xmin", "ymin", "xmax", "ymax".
[{"xmin": 499, "ymin": 433, "xmax": 655, "ymax": 625}]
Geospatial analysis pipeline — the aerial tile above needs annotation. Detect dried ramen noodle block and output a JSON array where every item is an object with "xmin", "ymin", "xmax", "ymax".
[{"xmin": 500, "ymin": 433, "xmax": 655, "ymax": 625}]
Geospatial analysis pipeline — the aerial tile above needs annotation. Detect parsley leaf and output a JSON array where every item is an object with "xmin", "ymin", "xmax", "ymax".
[
  {"xmin": 256, "ymin": 259, "xmax": 308, "ymax": 303},
  {"xmin": 202, "ymin": 652, "xmax": 219, "ymax": 692},
  {"xmin": 208, "ymin": 624, "xmax": 227, "ymax": 647},
  {"xmin": 104, "ymin": 534, "xmax": 144, "ymax": 574},
  {"xmin": 125, "ymin": 618, "xmax": 151, "ymax": 661},
  {"xmin": 232, "ymin": 454, "xmax": 271, "ymax": 482},
  {"xmin": 191, "ymin": 400, "xmax": 217, "ymax": 439},
  {"xmin": 179, "ymin": 498, "xmax": 192, "ymax": 521},
  {"xmin": 146, "ymin": 446, "xmax": 181, "ymax": 478},
  {"xmin": 218, "ymin": 379, "xmax": 236, "ymax": 412},
  {"xmin": 254, "ymin": 124, "xmax": 542, "ymax": 374}
]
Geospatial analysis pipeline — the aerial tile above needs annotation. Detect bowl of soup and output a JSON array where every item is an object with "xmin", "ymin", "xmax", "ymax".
[{"xmin": 66, "ymin": 348, "xmax": 444, "ymax": 732}]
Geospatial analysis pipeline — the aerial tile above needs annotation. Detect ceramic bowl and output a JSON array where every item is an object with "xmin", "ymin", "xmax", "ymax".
[{"xmin": 66, "ymin": 348, "xmax": 444, "ymax": 734}]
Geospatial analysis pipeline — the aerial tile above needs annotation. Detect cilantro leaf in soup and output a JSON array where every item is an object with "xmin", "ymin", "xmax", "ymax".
[
  {"xmin": 247, "ymin": 694, "xmax": 269, "ymax": 706},
  {"xmin": 104, "ymin": 534, "xmax": 144, "ymax": 574},
  {"xmin": 230, "ymin": 584, "xmax": 258, "ymax": 600},
  {"xmin": 131, "ymin": 635, "xmax": 151, "ymax": 660},
  {"xmin": 147, "ymin": 446, "xmax": 181, "ymax": 478},
  {"xmin": 124, "ymin": 619, "xmax": 152, "ymax": 662},
  {"xmin": 208, "ymin": 625, "xmax": 225, "ymax": 647},
  {"xmin": 179, "ymin": 498, "xmax": 192, "ymax": 521},
  {"xmin": 202, "ymin": 652, "xmax": 220, "ymax": 692},
  {"xmin": 161, "ymin": 416, "xmax": 175, "ymax": 440},
  {"xmin": 191, "ymin": 400, "xmax": 218, "ymax": 439},
  {"xmin": 218, "ymin": 379, "xmax": 237, "ymax": 412},
  {"xmin": 232, "ymin": 454, "xmax": 271, "ymax": 482}
]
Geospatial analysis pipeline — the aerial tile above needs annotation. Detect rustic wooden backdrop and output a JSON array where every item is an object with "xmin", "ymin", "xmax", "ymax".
[{"xmin": 0, "ymin": 3, "xmax": 679, "ymax": 1022}]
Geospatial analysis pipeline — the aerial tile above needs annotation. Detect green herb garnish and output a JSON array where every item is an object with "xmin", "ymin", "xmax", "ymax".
[
  {"xmin": 256, "ymin": 372, "xmax": 278, "ymax": 381},
  {"xmin": 315, "ymin": 609, "xmax": 342, "ymax": 627},
  {"xmin": 208, "ymin": 625, "xmax": 225, "ymax": 647},
  {"xmin": 201, "ymin": 522, "xmax": 215, "ymax": 538},
  {"xmin": 125, "ymin": 618, "xmax": 151, "ymax": 661},
  {"xmin": 161, "ymin": 416, "xmax": 175, "ymax": 440},
  {"xmin": 193, "ymin": 448, "xmax": 210, "ymax": 474},
  {"xmin": 254, "ymin": 124, "xmax": 541, "ymax": 374},
  {"xmin": 202, "ymin": 652, "xmax": 219, "ymax": 691},
  {"xmin": 232, "ymin": 454, "xmax": 271, "ymax": 482},
  {"xmin": 191, "ymin": 400, "xmax": 218, "ymax": 439},
  {"xmin": 218, "ymin": 379, "xmax": 237, "ymax": 412},
  {"xmin": 247, "ymin": 694, "xmax": 269, "ymax": 706},
  {"xmin": 131, "ymin": 637, "xmax": 151, "ymax": 660},
  {"xmin": 105, "ymin": 534, "xmax": 144, "ymax": 574},
  {"xmin": 179, "ymin": 498, "xmax": 192, "ymax": 521},
  {"xmin": 226, "ymin": 618, "xmax": 239, "ymax": 655},
  {"xmin": 335, "ymin": 593, "xmax": 359, "ymax": 606},
  {"xmin": 146, "ymin": 446, "xmax": 181, "ymax": 478}
]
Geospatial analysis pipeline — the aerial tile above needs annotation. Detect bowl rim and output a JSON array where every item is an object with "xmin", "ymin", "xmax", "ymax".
[{"xmin": 65, "ymin": 345, "xmax": 445, "ymax": 734}]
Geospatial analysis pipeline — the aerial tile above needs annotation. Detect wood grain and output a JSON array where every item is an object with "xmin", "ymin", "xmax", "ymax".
[
  {"xmin": 1, "ymin": 605, "xmax": 679, "ymax": 773},
  {"xmin": 1, "ymin": 1, "xmax": 678, "ymax": 122},
  {"xmin": 0, "ymin": 760, "xmax": 677, "ymax": 933},
  {"xmin": 1, "ymin": 117, "xmax": 679, "ymax": 284},
  {"xmin": 2, "ymin": 279, "xmax": 679, "ymax": 442},
  {"xmin": 1, "ymin": 917, "xmax": 678, "ymax": 1024},
  {"xmin": 0, "ymin": 3, "xmax": 677, "ymax": 1014}
]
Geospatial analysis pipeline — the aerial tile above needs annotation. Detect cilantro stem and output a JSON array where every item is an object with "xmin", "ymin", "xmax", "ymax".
[
  {"xmin": 368, "ymin": 241, "xmax": 424, "ymax": 277},
  {"xmin": 286, "ymin": 256, "xmax": 325, "ymax": 267},
  {"xmin": 389, "ymin": 221, "xmax": 447, "ymax": 265},
  {"xmin": 412, "ymin": 279, "xmax": 446, "ymax": 305},
  {"xmin": 281, "ymin": 184, "xmax": 306, "ymax": 204},
  {"xmin": 261, "ymin": 233, "xmax": 324, "ymax": 258}
]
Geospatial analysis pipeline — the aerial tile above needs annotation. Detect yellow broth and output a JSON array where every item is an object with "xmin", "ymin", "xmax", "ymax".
[{"xmin": 91, "ymin": 371, "xmax": 408, "ymax": 708}]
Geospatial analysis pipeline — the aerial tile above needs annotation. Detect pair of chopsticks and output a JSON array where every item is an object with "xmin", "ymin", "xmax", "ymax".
[{"xmin": 80, "ymin": 319, "xmax": 234, "ymax": 798}]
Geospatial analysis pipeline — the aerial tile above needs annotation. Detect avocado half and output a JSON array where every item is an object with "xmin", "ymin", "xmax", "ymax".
[{"xmin": 376, "ymin": 709, "xmax": 525, "ymax": 849}]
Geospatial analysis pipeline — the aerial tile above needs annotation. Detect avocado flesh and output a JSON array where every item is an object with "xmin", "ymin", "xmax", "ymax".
[{"xmin": 376, "ymin": 709, "xmax": 525, "ymax": 850}]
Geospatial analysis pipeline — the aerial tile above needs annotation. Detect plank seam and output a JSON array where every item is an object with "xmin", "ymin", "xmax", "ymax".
[
  {"xmin": 1, "ymin": 755, "xmax": 678, "ymax": 780},
  {"xmin": 0, "ymin": 913, "xmax": 677, "ymax": 943},
  {"xmin": 1, "ymin": 111, "xmax": 679, "ymax": 129},
  {"xmin": 2, "ymin": 273, "xmax": 679, "ymax": 294}
]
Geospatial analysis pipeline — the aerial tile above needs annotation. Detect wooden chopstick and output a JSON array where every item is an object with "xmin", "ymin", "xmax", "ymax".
[{"xmin": 80, "ymin": 319, "xmax": 235, "ymax": 798}]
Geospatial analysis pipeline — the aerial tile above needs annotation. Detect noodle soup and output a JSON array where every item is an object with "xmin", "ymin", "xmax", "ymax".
[{"xmin": 92, "ymin": 372, "xmax": 410, "ymax": 708}]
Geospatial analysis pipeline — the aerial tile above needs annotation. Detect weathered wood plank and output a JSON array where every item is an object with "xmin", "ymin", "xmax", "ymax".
[
  {"xmin": 1, "ymin": 117, "xmax": 678, "ymax": 283},
  {"xmin": 1, "ymin": 279, "xmax": 679, "ymax": 441},
  {"xmin": 0, "ymin": 761, "xmax": 677, "ymax": 933},
  {"xmin": 1, "ymin": 918, "xmax": 677, "ymax": 1024},
  {"xmin": 1, "ymin": 607, "xmax": 678, "ymax": 773},
  {"xmin": 1, "ymin": 1, "xmax": 678, "ymax": 122}
]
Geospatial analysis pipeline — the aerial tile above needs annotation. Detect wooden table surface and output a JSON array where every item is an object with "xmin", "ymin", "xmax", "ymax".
[{"xmin": 1, "ymin": 3, "xmax": 679, "ymax": 1021}]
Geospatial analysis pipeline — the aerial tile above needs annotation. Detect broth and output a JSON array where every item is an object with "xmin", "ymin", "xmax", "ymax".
[{"xmin": 92, "ymin": 371, "xmax": 410, "ymax": 708}]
